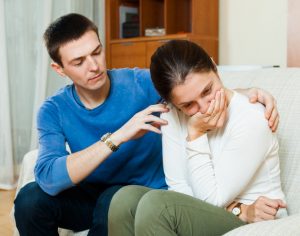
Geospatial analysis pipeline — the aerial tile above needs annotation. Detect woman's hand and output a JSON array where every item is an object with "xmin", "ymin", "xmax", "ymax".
[
  {"xmin": 237, "ymin": 87, "xmax": 279, "ymax": 132},
  {"xmin": 111, "ymin": 104, "xmax": 169, "ymax": 145},
  {"xmin": 187, "ymin": 89, "xmax": 227, "ymax": 141},
  {"xmin": 239, "ymin": 196, "xmax": 286, "ymax": 223}
]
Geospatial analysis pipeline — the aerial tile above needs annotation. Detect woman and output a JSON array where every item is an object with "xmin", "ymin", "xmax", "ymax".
[{"xmin": 108, "ymin": 40, "xmax": 287, "ymax": 236}]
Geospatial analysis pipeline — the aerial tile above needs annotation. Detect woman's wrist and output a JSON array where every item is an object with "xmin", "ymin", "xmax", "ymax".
[
  {"xmin": 187, "ymin": 132, "xmax": 205, "ymax": 141},
  {"xmin": 226, "ymin": 202, "xmax": 249, "ymax": 223},
  {"xmin": 238, "ymin": 204, "xmax": 249, "ymax": 222},
  {"xmin": 187, "ymin": 127, "xmax": 206, "ymax": 141}
]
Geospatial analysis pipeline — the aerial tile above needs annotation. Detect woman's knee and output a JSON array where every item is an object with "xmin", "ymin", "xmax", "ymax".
[
  {"xmin": 137, "ymin": 189, "xmax": 169, "ymax": 212},
  {"xmin": 109, "ymin": 185, "xmax": 151, "ymax": 221},
  {"xmin": 134, "ymin": 190, "xmax": 170, "ymax": 234}
]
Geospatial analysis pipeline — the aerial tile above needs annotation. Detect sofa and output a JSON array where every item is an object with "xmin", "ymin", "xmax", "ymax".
[{"xmin": 13, "ymin": 68, "xmax": 300, "ymax": 235}]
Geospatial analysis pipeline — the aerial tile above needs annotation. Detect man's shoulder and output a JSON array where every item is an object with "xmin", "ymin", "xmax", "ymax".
[
  {"xmin": 45, "ymin": 84, "xmax": 72, "ymax": 102},
  {"xmin": 39, "ymin": 85, "xmax": 72, "ymax": 113},
  {"xmin": 108, "ymin": 68, "xmax": 150, "ymax": 82}
]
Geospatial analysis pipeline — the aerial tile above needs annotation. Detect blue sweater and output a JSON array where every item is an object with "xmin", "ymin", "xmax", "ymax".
[{"xmin": 35, "ymin": 68, "xmax": 167, "ymax": 196}]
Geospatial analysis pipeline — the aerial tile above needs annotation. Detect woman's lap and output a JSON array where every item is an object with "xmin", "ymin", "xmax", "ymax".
[{"xmin": 108, "ymin": 186, "xmax": 245, "ymax": 236}]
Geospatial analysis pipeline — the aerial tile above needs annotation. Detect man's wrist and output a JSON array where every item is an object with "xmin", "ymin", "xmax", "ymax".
[
  {"xmin": 110, "ymin": 131, "xmax": 125, "ymax": 146},
  {"xmin": 101, "ymin": 133, "xmax": 120, "ymax": 152}
]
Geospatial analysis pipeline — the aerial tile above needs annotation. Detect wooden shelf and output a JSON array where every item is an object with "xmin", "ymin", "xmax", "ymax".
[{"xmin": 105, "ymin": 0, "xmax": 219, "ymax": 68}]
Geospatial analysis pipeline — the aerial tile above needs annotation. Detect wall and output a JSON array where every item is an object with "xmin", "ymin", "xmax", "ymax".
[
  {"xmin": 95, "ymin": 0, "xmax": 105, "ymax": 45},
  {"xmin": 219, "ymin": 0, "xmax": 287, "ymax": 67}
]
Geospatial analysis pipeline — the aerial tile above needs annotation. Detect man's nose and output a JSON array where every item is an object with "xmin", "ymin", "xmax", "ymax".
[{"xmin": 87, "ymin": 56, "xmax": 99, "ymax": 71}]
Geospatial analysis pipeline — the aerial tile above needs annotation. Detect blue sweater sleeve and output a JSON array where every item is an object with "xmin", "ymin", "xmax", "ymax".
[
  {"xmin": 34, "ymin": 100, "xmax": 74, "ymax": 196},
  {"xmin": 134, "ymin": 68, "xmax": 160, "ymax": 104}
]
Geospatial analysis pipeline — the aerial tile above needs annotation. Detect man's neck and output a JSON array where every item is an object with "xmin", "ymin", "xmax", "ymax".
[{"xmin": 75, "ymin": 79, "xmax": 110, "ymax": 110}]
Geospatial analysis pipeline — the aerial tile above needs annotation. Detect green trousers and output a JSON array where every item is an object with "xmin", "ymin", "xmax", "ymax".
[{"xmin": 108, "ymin": 185, "xmax": 245, "ymax": 236}]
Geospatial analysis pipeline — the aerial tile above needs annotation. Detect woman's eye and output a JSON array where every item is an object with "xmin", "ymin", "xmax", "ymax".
[
  {"xmin": 184, "ymin": 103, "xmax": 192, "ymax": 108},
  {"xmin": 203, "ymin": 88, "xmax": 211, "ymax": 96}
]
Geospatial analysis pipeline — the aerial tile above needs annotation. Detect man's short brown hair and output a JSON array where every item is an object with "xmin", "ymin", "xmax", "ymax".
[{"xmin": 43, "ymin": 13, "xmax": 99, "ymax": 67}]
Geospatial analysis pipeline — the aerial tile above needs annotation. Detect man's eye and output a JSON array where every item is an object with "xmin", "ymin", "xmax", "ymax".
[
  {"xmin": 93, "ymin": 51, "xmax": 101, "ymax": 55},
  {"xmin": 74, "ymin": 61, "xmax": 83, "ymax": 66}
]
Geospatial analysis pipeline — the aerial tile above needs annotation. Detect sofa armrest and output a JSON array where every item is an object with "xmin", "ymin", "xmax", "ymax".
[
  {"xmin": 13, "ymin": 150, "xmax": 89, "ymax": 236},
  {"xmin": 223, "ymin": 214, "xmax": 300, "ymax": 236},
  {"xmin": 15, "ymin": 149, "xmax": 38, "ymax": 195}
]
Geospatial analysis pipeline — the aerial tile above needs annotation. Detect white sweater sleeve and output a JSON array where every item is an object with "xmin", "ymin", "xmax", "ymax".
[
  {"xmin": 161, "ymin": 108, "xmax": 194, "ymax": 196},
  {"xmin": 186, "ymin": 109, "xmax": 274, "ymax": 207}
]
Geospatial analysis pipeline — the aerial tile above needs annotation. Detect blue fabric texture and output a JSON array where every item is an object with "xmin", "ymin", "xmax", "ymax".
[{"xmin": 35, "ymin": 68, "xmax": 166, "ymax": 196}]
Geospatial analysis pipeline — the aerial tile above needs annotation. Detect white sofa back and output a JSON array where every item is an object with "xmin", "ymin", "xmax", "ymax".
[{"xmin": 220, "ymin": 68, "xmax": 300, "ymax": 215}]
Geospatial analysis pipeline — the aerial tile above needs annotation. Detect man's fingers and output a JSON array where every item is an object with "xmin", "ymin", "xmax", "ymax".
[
  {"xmin": 250, "ymin": 97, "xmax": 257, "ymax": 103},
  {"xmin": 141, "ymin": 104, "xmax": 169, "ymax": 115},
  {"xmin": 268, "ymin": 107, "xmax": 279, "ymax": 125},
  {"xmin": 144, "ymin": 115, "xmax": 168, "ymax": 125},
  {"xmin": 271, "ymin": 115, "xmax": 279, "ymax": 132},
  {"xmin": 249, "ymin": 88, "xmax": 259, "ymax": 104},
  {"xmin": 142, "ymin": 124, "xmax": 162, "ymax": 134}
]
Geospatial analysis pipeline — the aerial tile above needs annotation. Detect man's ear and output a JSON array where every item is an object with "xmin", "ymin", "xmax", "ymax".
[{"xmin": 51, "ymin": 62, "xmax": 66, "ymax": 77}]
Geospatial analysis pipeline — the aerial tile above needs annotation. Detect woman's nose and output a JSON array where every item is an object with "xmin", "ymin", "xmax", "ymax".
[{"xmin": 197, "ymin": 99, "xmax": 210, "ymax": 114}]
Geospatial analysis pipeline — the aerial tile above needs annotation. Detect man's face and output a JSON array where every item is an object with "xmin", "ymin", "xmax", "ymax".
[
  {"xmin": 171, "ymin": 71, "xmax": 223, "ymax": 116},
  {"xmin": 52, "ymin": 30, "xmax": 108, "ymax": 92}
]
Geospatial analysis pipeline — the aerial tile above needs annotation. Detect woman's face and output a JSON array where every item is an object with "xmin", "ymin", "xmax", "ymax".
[{"xmin": 170, "ymin": 71, "xmax": 223, "ymax": 116}]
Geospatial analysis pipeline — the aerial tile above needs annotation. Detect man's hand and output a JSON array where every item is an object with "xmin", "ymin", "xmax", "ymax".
[
  {"xmin": 111, "ymin": 104, "xmax": 169, "ymax": 145},
  {"xmin": 187, "ymin": 89, "xmax": 227, "ymax": 141},
  {"xmin": 239, "ymin": 196, "xmax": 286, "ymax": 223},
  {"xmin": 237, "ymin": 88, "xmax": 279, "ymax": 132}
]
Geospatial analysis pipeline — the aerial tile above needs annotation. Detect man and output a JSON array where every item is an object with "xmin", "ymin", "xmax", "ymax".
[{"xmin": 14, "ymin": 13, "xmax": 278, "ymax": 236}]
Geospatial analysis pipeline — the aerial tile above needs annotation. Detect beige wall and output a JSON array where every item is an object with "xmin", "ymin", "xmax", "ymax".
[{"xmin": 219, "ymin": 0, "xmax": 287, "ymax": 67}]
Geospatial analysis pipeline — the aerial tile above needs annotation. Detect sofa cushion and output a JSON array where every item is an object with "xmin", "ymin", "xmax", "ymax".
[{"xmin": 220, "ymin": 68, "xmax": 300, "ymax": 215}]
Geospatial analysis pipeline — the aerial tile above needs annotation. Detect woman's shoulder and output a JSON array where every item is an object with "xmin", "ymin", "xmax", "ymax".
[
  {"xmin": 227, "ymin": 91, "xmax": 271, "ymax": 134},
  {"xmin": 225, "ymin": 92, "xmax": 276, "ymax": 148},
  {"xmin": 229, "ymin": 91, "xmax": 266, "ymax": 119},
  {"xmin": 161, "ymin": 104, "xmax": 188, "ymax": 133}
]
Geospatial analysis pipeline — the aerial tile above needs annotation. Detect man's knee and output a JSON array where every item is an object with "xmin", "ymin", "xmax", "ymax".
[{"xmin": 14, "ymin": 182, "xmax": 53, "ymax": 221}]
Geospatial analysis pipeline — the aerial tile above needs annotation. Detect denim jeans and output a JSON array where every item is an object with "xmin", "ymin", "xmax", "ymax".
[{"xmin": 14, "ymin": 181, "xmax": 123, "ymax": 236}]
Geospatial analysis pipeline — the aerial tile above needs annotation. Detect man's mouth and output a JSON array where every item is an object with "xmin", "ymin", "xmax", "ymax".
[{"xmin": 89, "ymin": 72, "xmax": 103, "ymax": 81}]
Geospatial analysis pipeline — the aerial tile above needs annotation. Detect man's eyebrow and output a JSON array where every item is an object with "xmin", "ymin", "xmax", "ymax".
[
  {"xmin": 92, "ymin": 44, "xmax": 102, "ymax": 53},
  {"xmin": 69, "ymin": 44, "xmax": 102, "ymax": 63}
]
